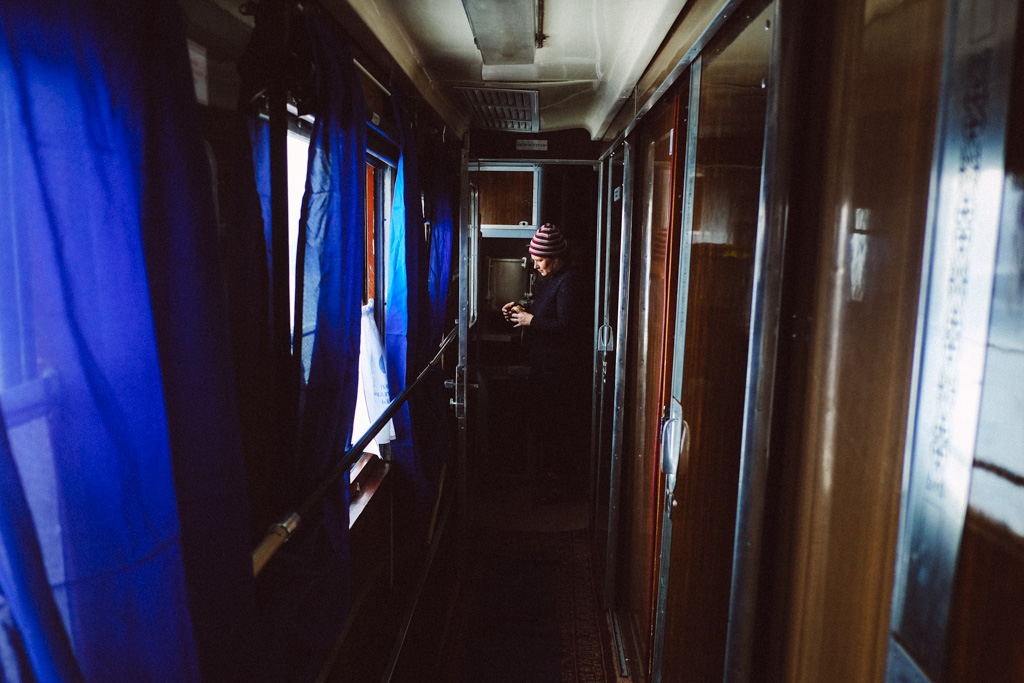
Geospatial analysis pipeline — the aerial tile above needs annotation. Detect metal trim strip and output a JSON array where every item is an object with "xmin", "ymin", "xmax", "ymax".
[
  {"xmin": 590, "ymin": 161, "xmax": 606, "ymax": 516},
  {"xmin": 651, "ymin": 55, "xmax": 701, "ymax": 683},
  {"xmin": 886, "ymin": 639, "xmax": 931, "ymax": 683},
  {"xmin": 456, "ymin": 146, "xmax": 471, "ymax": 524},
  {"xmin": 723, "ymin": 2, "xmax": 789, "ymax": 679},
  {"xmin": 604, "ymin": 139, "xmax": 635, "ymax": 605}
]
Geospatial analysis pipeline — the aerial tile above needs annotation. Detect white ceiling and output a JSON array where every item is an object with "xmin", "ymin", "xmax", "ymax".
[{"xmin": 341, "ymin": 0, "xmax": 688, "ymax": 139}]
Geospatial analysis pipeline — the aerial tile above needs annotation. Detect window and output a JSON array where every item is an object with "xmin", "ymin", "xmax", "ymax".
[
  {"xmin": 285, "ymin": 125, "xmax": 316, "ymax": 380},
  {"xmin": 471, "ymin": 162, "xmax": 541, "ymax": 238},
  {"xmin": 282, "ymin": 115, "xmax": 397, "ymax": 485},
  {"xmin": 351, "ymin": 153, "xmax": 395, "ymax": 472}
]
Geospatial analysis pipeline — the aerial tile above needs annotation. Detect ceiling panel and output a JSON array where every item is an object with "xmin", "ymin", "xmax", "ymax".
[{"xmin": 343, "ymin": 0, "xmax": 690, "ymax": 139}]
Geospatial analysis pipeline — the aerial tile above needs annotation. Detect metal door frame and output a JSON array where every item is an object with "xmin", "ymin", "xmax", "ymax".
[
  {"xmin": 598, "ymin": 3, "xmax": 789, "ymax": 679},
  {"xmin": 650, "ymin": 54, "xmax": 701, "ymax": 683},
  {"xmin": 604, "ymin": 138, "xmax": 635, "ymax": 677},
  {"xmin": 721, "ymin": 0, "xmax": 790, "ymax": 679},
  {"xmin": 593, "ymin": 147, "xmax": 626, "ymax": 525},
  {"xmin": 456, "ymin": 146, "xmax": 473, "ymax": 523},
  {"xmin": 590, "ymin": 159, "xmax": 605, "ymax": 517}
]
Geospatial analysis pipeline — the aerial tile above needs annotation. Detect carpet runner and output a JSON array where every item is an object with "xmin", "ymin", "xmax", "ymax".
[{"xmin": 446, "ymin": 527, "xmax": 615, "ymax": 683}]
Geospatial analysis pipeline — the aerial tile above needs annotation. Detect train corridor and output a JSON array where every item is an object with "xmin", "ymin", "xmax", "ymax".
[{"xmin": 438, "ymin": 468, "xmax": 616, "ymax": 683}]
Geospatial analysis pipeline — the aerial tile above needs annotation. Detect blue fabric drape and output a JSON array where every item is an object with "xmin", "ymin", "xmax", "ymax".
[
  {"xmin": 223, "ymin": 115, "xmax": 282, "ymax": 536},
  {"xmin": 385, "ymin": 94, "xmax": 429, "ymax": 502},
  {"xmin": 0, "ymin": 421, "xmax": 81, "ymax": 682},
  {"xmin": 385, "ymin": 109, "xmax": 457, "ymax": 507},
  {"xmin": 296, "ymin": 14, "xmax": 364, "ymax": 546},
  {"xmin": 0, "ymin": 2, "xmax": 256, "ymax": 681},
  {"xmin": 250, "ymin": 120, "xmax": 276, "ymax": 311},
  {"xmin": 423, "ymin": 135, "xmax": 454, "ymax": 347},
  {"xmin": 255, "ymin": 17, "xmax": 365, "ymax": 683},
  {"xmin": 408, "ymin": 132, "xmax": 455, "ymax": 499},
  {"xmin": 134, "ymin": 4, "xmax": 261, "ymax": 682}
]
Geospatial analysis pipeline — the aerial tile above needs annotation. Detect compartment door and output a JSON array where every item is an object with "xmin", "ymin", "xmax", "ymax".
[{"xmin": 657, "ymin": 3, "xmax": 775, "ymax": 682}]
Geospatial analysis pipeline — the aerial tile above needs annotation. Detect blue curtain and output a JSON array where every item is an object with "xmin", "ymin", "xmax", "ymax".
[
  {"xmin": 0, "ymin": 422, "xmax": 81, "ymax": 683},
  {"xmin": 254, "ymin": 16, "xmax": 365, "ymax": 683},
  {"xmin": 385, "ymin": 94, "xmax": 430, "ymax": 503},
  {"xmin": 0, "ymin": 2, "xmax": 257, "ymax": 681},
  {"xmin": 423, "ymin": 135, "xmax": 454, "ymax": 347},
  {"xmin": 412, "ymin": 133, "xmax": 455, "ymax": 497},
  {"xmin": 232, "ymin": 16, "xmax": 290, "ymax": 529},
  {"xmin": 223, "ymin": 115, "xmax": 283, "ymax": 536},
  {"xmin": 133, "ymin": 4, "xmax": 261, "ymax": 682}
]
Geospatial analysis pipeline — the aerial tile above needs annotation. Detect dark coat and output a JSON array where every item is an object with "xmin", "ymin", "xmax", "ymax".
[{"xmin": 525, "ymin": 266, "xmax": 588, "ymax": 378}]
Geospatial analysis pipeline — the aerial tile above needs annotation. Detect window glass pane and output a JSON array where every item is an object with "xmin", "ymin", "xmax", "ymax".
[
  {"xmin": 477, "ymin": 170, "xmax": 535, "ymax": 225},
  {"xmin": 351, "ymin": 156, "xmax": 395, "ymax": 460},
  {"xmin": 286, "ymin": 130, "xmax": 308, "ymax": 342}
]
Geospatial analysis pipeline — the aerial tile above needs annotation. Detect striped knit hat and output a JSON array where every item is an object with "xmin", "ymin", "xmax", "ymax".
[{"xmin": 529, "ymin": 223, "xmax": 567, "ymax": 257}]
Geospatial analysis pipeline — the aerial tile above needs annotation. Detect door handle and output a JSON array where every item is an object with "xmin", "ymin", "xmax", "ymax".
[
  {"xmin": 660, "ymin": 418, "xmax": 690, "ymax": 507},
  {"xmin": 660, "ymin": 417, "xmax": 679, "ymax": 476}
]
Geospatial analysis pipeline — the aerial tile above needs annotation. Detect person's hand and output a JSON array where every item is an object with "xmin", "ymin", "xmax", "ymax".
[
  {"xmin": 502, "ymin": 301, "xmax": 516, "ymax": 321},
  {"xmin": 512, "ymin": 311, "xmax": 533, "ymax": 327}
]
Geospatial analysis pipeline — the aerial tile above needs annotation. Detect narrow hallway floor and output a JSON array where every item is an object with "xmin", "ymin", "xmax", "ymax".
[{"xmin": 439, "ymin": 474, "xmax": 619, "ymax": 682}]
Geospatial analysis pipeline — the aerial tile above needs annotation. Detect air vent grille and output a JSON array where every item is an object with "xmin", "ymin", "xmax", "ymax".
[{"xmin": 455, "ymin": 87, "xmax": 539, "ymax": 132}]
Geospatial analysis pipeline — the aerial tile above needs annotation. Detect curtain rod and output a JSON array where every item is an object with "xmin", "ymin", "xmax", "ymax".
[
  {"xmin": 252, "ymin": 326, "xmax": 458, "ymax": 576},
  {"xmin": 354, "ymin": 58, "xmax": 391, "ymax": 97}
]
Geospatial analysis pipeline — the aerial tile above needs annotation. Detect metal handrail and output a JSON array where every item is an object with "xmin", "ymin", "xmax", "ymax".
[{"xmin": 252, "ymin": 326, "xmax": 459, "ymax": 576}]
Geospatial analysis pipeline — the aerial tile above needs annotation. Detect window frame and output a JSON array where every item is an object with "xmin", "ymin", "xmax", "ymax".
[{"xmin": 348, "ymin": 145, "xmax": 397, "ymax": 512}]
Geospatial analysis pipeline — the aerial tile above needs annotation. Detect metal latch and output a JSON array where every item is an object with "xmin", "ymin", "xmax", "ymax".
[
  {"xmin": 662, "ymin": 418, "xmax": 690, "ymax": 516},
  {"xmin": 444, "ymin": 380, "xmax": 478, "ymax": 390}
]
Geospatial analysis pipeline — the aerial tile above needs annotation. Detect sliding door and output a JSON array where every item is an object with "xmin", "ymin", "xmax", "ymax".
[
  {"xmin": 660, "ymin": 3, "xmax": 774, "ymax": 682},
  {"xmin": 614, "ymin": 88, "xmax": 686, "ymax": 675}
]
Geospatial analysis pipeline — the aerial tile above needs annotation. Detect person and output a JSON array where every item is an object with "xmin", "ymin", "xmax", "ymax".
[{"xmin": 502, "ymin": 223, "xmax": 588, "ymax": 501}]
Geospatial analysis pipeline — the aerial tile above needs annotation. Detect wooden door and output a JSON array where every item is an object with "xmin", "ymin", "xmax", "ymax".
[
  {"xmin": 616, "ymin": 90, "xmax": 684, "ymax": 677},
  {"xmin": 661, "ymin": 2, "xmax": 775, "ymax": 682}
]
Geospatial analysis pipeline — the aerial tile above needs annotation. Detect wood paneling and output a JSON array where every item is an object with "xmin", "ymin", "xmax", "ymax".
[
  {"xmin": 477, "ymin": 170, "xmax": 533, "ymax": 226},
  {"xmin": 947, "ymin": 512, "xmax": 1024, "ymax": 682},
  {"xmin": 768, "ymin": 0, "xmax": 945, "ymax": 681}
]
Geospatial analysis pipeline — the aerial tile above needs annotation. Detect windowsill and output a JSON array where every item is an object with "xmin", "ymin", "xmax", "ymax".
[
  {"xmin": 481, "ymin": 224, "xmax": 536, "ymax": 238},
  {"xmin": 349, "ymin": 453, "xmax": 389, "ymax": 528},
  {"xmin": 348, "ymin": 450, "xmax": 374, "ymax": 481}
]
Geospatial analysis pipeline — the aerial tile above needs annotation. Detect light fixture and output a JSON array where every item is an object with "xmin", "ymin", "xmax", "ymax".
[{"xmin": 460, "ymin": 0, "xmax": 541, "ymax": 65}]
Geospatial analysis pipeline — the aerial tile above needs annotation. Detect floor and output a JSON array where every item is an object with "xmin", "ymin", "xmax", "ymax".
[{"xmin": 436, "ymin": 470, "xmax": 623, "ymax": 683}]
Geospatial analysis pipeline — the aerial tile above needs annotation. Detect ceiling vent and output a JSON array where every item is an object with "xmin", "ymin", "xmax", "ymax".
[{"xmin": 455, "ymin": 87, "xmax": 540, "ymax": 132}]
